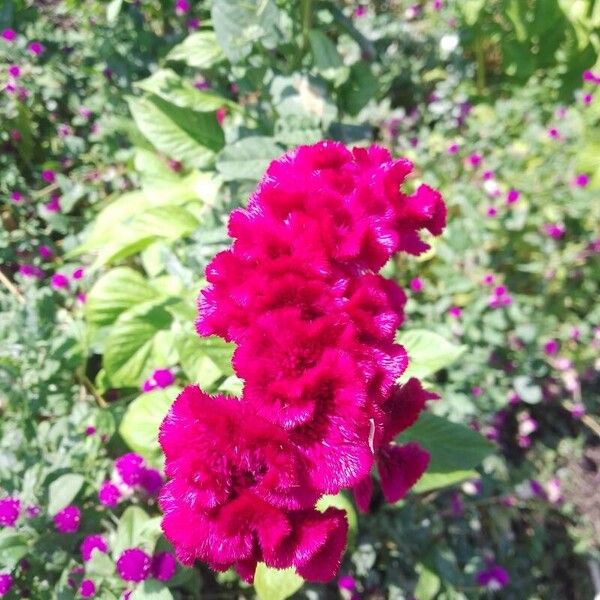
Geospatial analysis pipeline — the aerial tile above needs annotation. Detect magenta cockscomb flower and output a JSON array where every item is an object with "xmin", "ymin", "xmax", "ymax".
[
  {"xmin": 51, "ymin": 273, "xmax": 69, "ymax": 290},
  {"xmin": 151, "ymin": 552, "xmax": 177, "ymax": 581},
  {"xmin": 19, "ymin": 264, "xmax": 43, "ymax": 279},
  {"xmin": 80, "ymin": 579, "xmax": 96, "ymax": 598},
  {"xmin": 141, "ymin": 368, "xmax": 175, "ymax": 392},
  {"xmin": 0, "ymin": 573, "xmax": 12, "ymax": 597},
  {"xmin": 572, "ymin": 173, "xmax": 589, "ymax": 188},
  {"xmin": 1, "ymin": 28, "xmax": 16, "ymax": 41},
  {"xmin": 115, "ymin": 453, "xmax": 145, "ymax": 487},
  {"xmin": 27, "ymin": 41, "xmax": 44, "ymax": 55},
  {"xmin": 98, "ymin": 482, "xmax": 121, "ymax": 508},
  {"xmin": 476, "ymin": 564, "xmax": 509, "ymax": 590},
  {"xmin": 0, "ymin": 497, "xmax": 20, "ymax": 527},
  {"xmin": 162, "ymin": 142, "xmax": 445, "ymax": 583},
  {"xmin": 410, "ymin": 277, "xmax": 423, "ymax": 293},
  {"xmin": 10, "ymin": 191, "xmax": 23, "ymax": 203},
  {"xmin": 506, "ymin": 189, "xmax": 520, "ymax": 204},
  {"xmin": 116, "ymin": 548, "xmax": 151, "ymax": 582},
  {"xmin": 54, "ymin": 505, "xmax": 81, "ymax": 533},
  {"xmin": 81, "ymin": 535, "xmax": 108, "ymax": 561}
]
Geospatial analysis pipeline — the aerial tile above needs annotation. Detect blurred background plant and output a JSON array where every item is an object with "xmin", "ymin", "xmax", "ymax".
[{"xmin": 0, "ymin": 0, "xmax": 599, "ymax": 599}]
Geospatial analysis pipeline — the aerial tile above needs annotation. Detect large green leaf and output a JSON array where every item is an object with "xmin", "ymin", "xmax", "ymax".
[
  {"xmin": 0, "ymin": 531, "xmax": 28, "ymax": 571},
  {"xmin": 216, "ymin": 136, "xmax": 283, "ymax": 181},
  {"xmin": 113, "ymin": 506, "xmax": 151, "ymax": 558},
  {"xmin": 399, "ymin": 413, "xmax": 494, "ymax": 492},
  {"xmin": 167, "ymin": 31, "xmax": 225, "ymax": 69},
  {"xmin": 128, "ymin": 95, "xmax": 224, "ymax": 168},
  {"xmin": 85, "ymin": 268, "xmax": 160, "ymax": 327},
  {"xmin": 103, "ymin": 305, "xmax": 173, "ymax": 387},
  {"xmin": 136, "ymin": 69, "xmax": 236, "ymax": 112},
  {"xmin": 211, "ymin": 0, "xmax": 281, "ymax": 62},
  {"xmin": 130, "ymin": 580, "xmax": 174, "ymax": 600},
  {"xmin": 254, "ymin": 563, "xmax": 303, "ymax": 600},
  {"xmin": 176, "ymin": 332, "xmax": 235, "ymax": 389},
  {"xmin": 308, "ymin": 29, "xmax": 349, "ymax": 85},
  {"xmin": 119, "ymin": 387, "xmax": 176, "ymax": 460},
  {"xmin": 316, "ymin": 493, "xmax": 357, "ymax": 548},
  {"xmin": 47, "ymin": 473, "xmax": 85, "ymax": 516},
  {"xmin": 396, "ymin": 329, "xmax": 467, "ymax": 380}
]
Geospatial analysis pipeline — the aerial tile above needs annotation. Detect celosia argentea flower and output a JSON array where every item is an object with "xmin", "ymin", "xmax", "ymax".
[{"xmin": 159, "ymin": 141, "xmax": 446, "ymax": 583}]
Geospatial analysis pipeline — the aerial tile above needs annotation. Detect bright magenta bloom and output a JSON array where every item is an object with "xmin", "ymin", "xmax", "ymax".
[
  {"xmin": 54, "ymin": 505, "xmax": 81, "ymax": 533},
  {"xmin": 81, "ymin": 535, "xmax": 108, "ymax": 561},
  {"xmin": 0, "ymin": 497, "xmax": 20, "ymax": 527},
  {"xmin": 162, "ymin": 142, "xmax": 445, "ymax": 583},
  {"xmin": 116, "ymin": 548, "xmax": 151, "ymax": 582}
]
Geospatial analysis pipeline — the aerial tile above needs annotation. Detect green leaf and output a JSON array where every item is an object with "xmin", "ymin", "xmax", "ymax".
[
  {"xmin": 85, "ymin": 268, "xmax": 159, "ymax": 327},
  {"xmin": 399, "ymin": 413, "xmax": 494, "ymax": 492},
  {"xmin": 103, "ymin": 305, "xmax": 173, "ymax": 387},
  {"xmin": 0, "ymin": 531, "xmax": 28, "ymax": 571},
  {"xmin": 113, "ymin": 506, "xmax": 151, "ymax": 558},
  {"xmin": 119, "ymin": 388, "xmax": 176, "ymax": 460},
  {"xmin": 106, "ymin": 0, "xmax": 122, "ymax": 24},
  {"xmin": 167, "ymin": 31, "xmax": 225, "ymax": 69},
  {"xmin": 216, "ymin": 137, "xmax": 283, "ymax": 181},
  {"xmin": 340, "ymin": 62, "xmax": 378, "ymax": 115},
  {"xmin": 396, "ymin": 329, "xmax": 467, "ymax": 380},
  {"xmin": 128, "ymin": 95, "xmax": 224, "ymax": 169},
  {"xmin": 513, "ymin": 375, "xmax": 542, "ymax": 404},
  {"xmin": 86, "ymin": 551, "xmax": 115, "ymax": 577},
  {"xmin": 316, "ymin": 493, "xmax": 357, "ymax": 548},
  {"xmin": 414, "ymin": 563, "xmax": 441, "ymax": 600},
  {"xmin": 412, "ymin": 470, "xmax": 479, "ymax": 494},
  {"xmin": 211, "ymin": 0, "xmax": 281, "ymax": 62},
  {"xmin": 136, "ymin": 69, "xmax": 236, "ymax": 112},
  {"xmin": 176, "ymin": 333, "xmax": 234, "ymax": 389},
  {"xmin": 130, "ymin": 580, "xmax": 174, "ymax": 600},
  {"xmin": 254, "ymin": 563, "xmax": 303, "ymax": 600},
  {"xmin": 308, "ymin": 29, "xmax": 349, "ymax": 85},
  {"xmin": 47, "ymin": 473, "xmax": 85, "ymax": 516}
]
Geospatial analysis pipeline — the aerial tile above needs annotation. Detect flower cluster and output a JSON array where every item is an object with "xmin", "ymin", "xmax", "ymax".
[{"xmin": 160, "ymin": 142, "xmax": 446, "ymax": 582}]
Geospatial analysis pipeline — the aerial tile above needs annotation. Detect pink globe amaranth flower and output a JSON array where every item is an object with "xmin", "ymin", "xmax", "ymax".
[
  {"xmin": 583, "ymin": 93, "xmax": 593, "ymax": 105},
  {"xmin": 482, "ymin": 273, "xmax": 494, "ymax": 285},
  {"xmin": 0, "ymin": 573, "xmax": 12, "ymax": 597},
  {"xmin": 151, "ymin": 552, "xmax": 176, "ymax": 581},
  {"xmin": 410, "ymin": 277, "xmax": 423, "ymax": 293},
  {"xmin": 486, "ymin": 206, "xmax": 497, "ymax": 217},
  {"xmin": 570, "ymin": 403, "xmax": 585, "ymax": 419},
  {"xmin": 77, "ymin": 293, "xmax": 87, "ymax": 304},
  {"xmin": 81, "ymin": 534, "xmax": 108, "ymax": 561},
  {"xmin": 447, "ymin": 142, "xmax": 459, "ymax": 154},
  {"xmin": 51, "ymin": 273, "xmax": 69, "ymax": 290},
  {"xmin": 38, "ymin": 246, "xmax": 53, "ymax": 260},
  {"xmin": 10, "ymin": 130, "xmax": 21, "ymax": 141},
  {"xmin": 488, "ymin": 285, "xmax": 512, "ymax": 308},
  {"xmin": 543, "ymin": 223, "xmax": 565, "ymax": 239},
  {"xmin": 448, "ymin": 305, "xmax": 461, "ymax": 318},
  {"xmin": 116, "ymin": 548, "xmax": 151, "ymax": 582},
  {"xmin": 506, "ymin": 188, "xmax": 520, "ymax": 204},
  {"xmin": 98, "ymin": 481, "xmax": 121, "ymax": 508},
  {"xmin": 72, "ymin": 267, "xmax": 85, "ymax": 280},
  {"xmin": 583, "ymin": 69, "xmax": 600, "ymax": 84},
  {"xmin": 141, "ymin": 368, "xmax": 175, "ymax": 392},
  {"xmin": 354, "ymin": 5, "xmax": 367, "ymax": 17},
  {"xmin": 476, "ymin": 564, "xmax": 509, "ymax": 590},
  {"xmin": 26, "ymin": 504, "xmax": 40, "ymax": 518},
  {"xmin": 115, "ymin": 453, "xmax": 145, "ymax": 487},
  {"xmin": 0, "ymin": 497, "xmax": 20, "ymax": 527},
  {"xmin": 169, "ymin": 142, "xmax": 444, "ymax": 582},
  {"xmin": 19, "ymin": 264, "xmax": 43, "ymax": 279},
  {"xmin": 573, "ymin": 173, "xmax": 589, "ymax": 187},
  {"xmin": 45, "ymin": 195, "xmax": 61, "ymax": 213},
  {"xmin": 139, "ymin": 468, "xmax": 162, "ymax": 496},
  {"xmin": 85, "ymin": 425, "xmax": 96, "ymax": 436},
  {"xmin": 175, "ymin": 0, "xmax": 190, "ymax": 14},
  {"xmin": 80, "ymin": 579, "xmax": 95, "ymax": 598},
  {"xmin": 41, "ymin": 169, "xmax": 56, "ymax": 183},
  {"xmin": 10, "ymin": 191, "xmax": 23, "ymax": 203},
  {"xmin": 433, "ymin": 0, "xmax": 443, "ymax": 9},
  {"xmin": 467, "ymin": 152, "xmax": 482, "ymax": 167},
  {"xmin": 8, "ymin": 64, "xmax": 20, "ymax": 78},
  {"xmin": 543, "ymin": 339, "xmax": 559, "ymax": 356},
  {"xmin": 471, "ymin": 386, "xmax": 482, "ymax": 396},
  {"xmin": 547, "ymin": 127, "xmax": 560, "ymax": 139},
  {"xmin": 54, "ymin": 505, "xmax": 81, "ymax": 533},
  {"xmin": 216, "ymin": 107, "xmax": 227, "ymax": 125},
  {"xmin": 1, "ymin": 28, "xmax": 16, "ymax": 41},
  {"xmin": 27, "ymin": 41, "xmax": 44, "ymax": 55},
  {"xmin": 187, "ymin": 17, "xmax": 201, "ymax": 30}
]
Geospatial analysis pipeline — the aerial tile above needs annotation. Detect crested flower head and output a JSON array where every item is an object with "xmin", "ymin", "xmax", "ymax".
[{"xmin": 162, "ymin": 142, "xmax": 445, "ymax": 582}]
